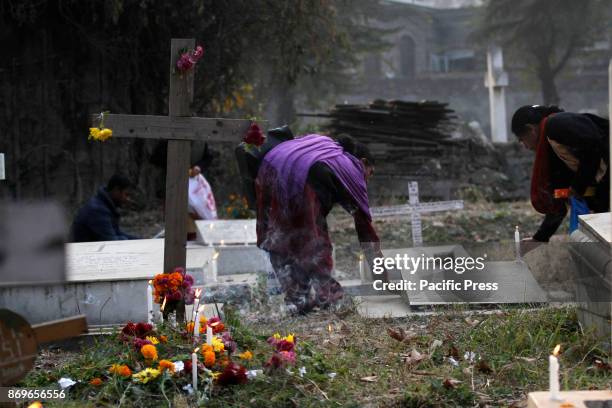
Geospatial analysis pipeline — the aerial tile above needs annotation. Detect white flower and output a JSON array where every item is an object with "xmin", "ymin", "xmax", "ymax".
[
  {"xmin": 328, "ymin": 372, "xmax": 337, "ymax": 379},
  {"xmin": 298, "ymin": 366, "xmax": 307, "ymax": 378},
  {"xmin": 246, "ymin": 369, "xmax": 262, "ymax": 379},
  {"xmin": 464, "ymin": 351, "xmax": 476, "ymax": 363},
  {"xmin": 173, "ymin": 361, "xmax": 185, "ymax": 373},
  {"xmin": 182, "ymin": 384, "xmax": 194, "ymax": 395},
  {"xmin": 447, "ymin": 357, "xmax": 459, "ymax": 367},
  {"xmin": 58, "ymin": 377, "xmax": 76, "ymax": 389}
]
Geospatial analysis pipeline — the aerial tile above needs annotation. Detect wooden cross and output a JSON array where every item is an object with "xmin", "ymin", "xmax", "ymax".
[
  {"xmin": 92, "ymin": 38, "xmax": 257, "ymax": 320},
  {"xmin": 370, "ymin": 181, "xmax": 464, "ymax": 246}
]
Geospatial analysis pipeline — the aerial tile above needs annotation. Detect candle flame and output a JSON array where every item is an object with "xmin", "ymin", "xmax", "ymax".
[
  {"xmin": 328, "ymin": 324, "xmax": 332, "ymax": 333},
  {"xmin": 194, "ymin": 347, "xmax": 200, "ymax": 353},
  {"xmin": 148, "ymin": 279, "xmax": 153, "ymax": 285},
  {"xmin": 194, "ymin": 288, "xmax": 202, "ymax": 298},
  {"xmin": 220, "ymin": 239, "xmax": 225, "ymax": 245},
  {"xmin": 553, "ymin": 344, "xmax": 561, "ymax": 356},
  {"xmin": 359, "ymin": 253, "xmax": 365, "ymax": 261},
  {"xmin": 212, "ymin": 251, "xmax": 220, "ymax": 260},
  {"xmin": 209, "ymin": 224, "xmax": 214, "ymax": 229},
  {"xmin": 161, "ymin": 297, "xmax": 167, "ymax": 311}
]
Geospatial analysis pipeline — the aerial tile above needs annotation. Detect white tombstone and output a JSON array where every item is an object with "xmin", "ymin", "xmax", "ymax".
[
  {"xmin": 195, "ymin": 219, "xmax": 257, "ymax": 246},
  {"xmin": 484, "ymin": 45, "xmax": 509, "ymax": 143},
  {"xmin": 370, "ymin": 181, "xmax": 464, "ymax": 247}
]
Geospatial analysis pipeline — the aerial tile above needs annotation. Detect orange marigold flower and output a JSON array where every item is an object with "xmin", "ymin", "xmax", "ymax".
[
  {"xmin": 141, "ymin": 344, "xmax": 158, "ymax": 361},
  {"xmin": 238, "ymin": 350, "xmax": 253, "ymax": 360},
  {"xmin": 203, "ymin": 350, "xmax": 216, "ymax": 367},
  {"xmin": 109, "ymin": 364, "xmax": 132, "ymax": 377},
  {"xmin": 199, "ymin": 315, "xmax": 207, "ymax": 325},
  {"xmin": 159, "ymin": 335, "xmax": 168, "ymax": 343},
  {"xmin": 158, "ymin": 359, "xmax": 175, "ymax": 373},
  {"xmin": 201, "ymin": 344, "xmax": 213, "ymax": 354},
  {"xmin": 210, "ymin": 321, "xmax": 225, "ymax": 334},
  {"xmin": 90, "ymin": 377, "xmax": 103, "ymax": 386},
  {"xmin": 186, "ymin": 321, "xmax": 195, "ymax": 333}
]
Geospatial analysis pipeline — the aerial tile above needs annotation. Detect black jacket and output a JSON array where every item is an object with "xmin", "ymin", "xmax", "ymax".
[
  {"xmin": 533, "ymin": 112, "xmax": 609, "ymax": 241},
  {"xmin": 71, "ymin": 187, "xmax": 137, "ymax": 242}
]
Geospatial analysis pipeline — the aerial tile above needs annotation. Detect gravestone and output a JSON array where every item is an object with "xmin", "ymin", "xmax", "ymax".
[
  {"xmin": 370, "ymin": 181, "xmax": 463, "ymax": 246},
  {"xmin": 527, "ymin": 390, "xmax": 612, "ymax": 408},
  {"xmin": 195, "ymin": 219, "xmax": 257, "ymax": 245}
]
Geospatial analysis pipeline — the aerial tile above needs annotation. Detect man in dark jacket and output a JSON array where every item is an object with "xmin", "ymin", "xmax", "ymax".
[{"xmin": 71, "ymin": 174, "xmax": 139, "ymax": 242}]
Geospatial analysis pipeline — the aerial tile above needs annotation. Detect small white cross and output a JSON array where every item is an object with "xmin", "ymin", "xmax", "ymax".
[{"xmin": 370, "ymin": 181, "xmax": 464, "ymax": 247}]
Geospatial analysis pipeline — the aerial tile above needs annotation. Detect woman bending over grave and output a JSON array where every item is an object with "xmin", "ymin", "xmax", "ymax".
[
  {"xmin": 255, "ymin": 133, "xmax": 385, "ymax": 314},
  {"xmin": 510, "ymin": 105, "xmax": 609, "ymax": 253}
]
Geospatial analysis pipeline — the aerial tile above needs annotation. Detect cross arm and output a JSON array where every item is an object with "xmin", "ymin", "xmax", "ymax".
[{"xmin": 91, "ymin": 114, "xmax": 262, "ymax": 142}]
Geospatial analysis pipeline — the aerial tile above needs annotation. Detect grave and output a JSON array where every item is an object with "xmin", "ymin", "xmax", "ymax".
[
  {"xmin": 527, "ymin": 390, "xmax": 612, "ymax": 408},
  {"xmin": 352, "ymin": 244, "xmax": 548, "ymax": 318}
]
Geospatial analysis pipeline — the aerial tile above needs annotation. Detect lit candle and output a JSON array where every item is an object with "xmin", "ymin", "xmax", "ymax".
[
  {"xmin": 220, "ymin": 239, "xmax": 225, "ymax": 247},
  {"xmin": 549, "ymin": 344, "xmax": 562, "ymax": 401},
  {"xmin": 193, "ymin": 305, "xmax": 204, "ymax": 340},
  {"xmin": 146, "ymin": 280, "xmax": 154, "ymax": 324},
  {"xmin": 358, "ymin": 254, "xmax": 366, "ymax": 283},
  {"xmin": 514, "ymin": 225, "xmax": 521, "ymax": 261},
  {"xmin": 206, "ymin": 325, "xmax": 213, "ymax": 346},
  {"xmin": 192, "ymin": 348, "xmax": 199, "ymax": 392},
  {"xmin": 211, "ymin": 251, "xmax": 219, "ymax": 283}
]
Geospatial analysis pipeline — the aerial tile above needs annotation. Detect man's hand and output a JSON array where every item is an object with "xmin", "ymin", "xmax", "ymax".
[{"xmin": 520, "ymin": 237, "xmax": 543, "ymax": 256}]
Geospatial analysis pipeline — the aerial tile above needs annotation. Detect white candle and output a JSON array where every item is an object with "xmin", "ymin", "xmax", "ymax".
[
  {"xmin": 514, "ymin": 225, "xmax": 521, "ymax": 260},
  {"xmin": 206, "ymin": 325, "xmax": 213, "ymax": 346},
  {"xmin": 244, "ymin": 225, "xmax": 249, "ymax": 246},
  {"xmin": 211, "ymin": 251, "xmax": 219, "ymax": 283},
  {"xmin": 193, "ymin": 305, "xmax": 204, "ymax": 340},
  {"xmin": 358, "ymin": 254, "xmax": 367, "ymax": 283},
  {"xmin": 192, "ymin": 348, "xmax": 199, "ymax": 392},
  {"xmin": 549, "ymin": 344, "xmax": 561, "ymax": 401},
  {"xmin": 146, "ymin": 280, "xmax": 154, "ymax": 324},
  {"xmin": 220, "ymin": 239, "xmax": 225, "ymax": 247},
  {"xmin": 208, "ymin": 224, "xmax": 214, "ymax": 247}
]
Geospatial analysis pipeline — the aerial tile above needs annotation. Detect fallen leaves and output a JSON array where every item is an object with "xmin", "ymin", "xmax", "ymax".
[
  {"xmin": 400, "ymin": 349, "xmax": 428, "ymax": 367},
  {"xmin": 387, "ymin": 327, "xmax": 417, "ymax": 343},
  {"xmin": 443, "ymin": 378, "xmax": 462, "ymax": 389}
]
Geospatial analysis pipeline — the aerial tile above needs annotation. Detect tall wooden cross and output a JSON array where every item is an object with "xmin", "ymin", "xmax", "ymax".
[{"xmin": 92, "ymin": 38, "xmax": 257, "ymax": 320}]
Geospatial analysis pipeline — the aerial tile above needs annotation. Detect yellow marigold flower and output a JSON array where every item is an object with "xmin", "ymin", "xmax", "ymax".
[
  {"xmin": 272, "ymin": 333, "xmax": 281, "ymax": 340},
  {"xmin": 146, "ymin": 336, "xmax": 159, "ymax": 345},
  {"xmin": 199, "ymin": 315, "xmax": 207, "ymax": 325},
  {"xmin": 203, "ymin": 350, "xmax": 215, "ymax": 367},
  {"xmin": 89, "ymin": 127, "xmax": 100, "ymax": 139},
  {"xmin": 132, "ymin": 368, "xmax": 161, "ymax": 384},
  {"xmin": 90, "ymin": 377, "xmax": 103, "ymax": 386},
  {"xmin": 211, "ymin": 336, "xmax": 225, "ymax": 353},
  {"xmin": 158, "ymin": 359, "xmax": 175, "ymax": 373},
  {"xmin": 98, "ymin": 128, "xmax": 112, "ymax": 140},
  {"xmin": 285, "ymin": 334, "xmax": 295, "ymax": 343},
  {"xmin": 238, "ymin": 350, "xmax": 253, "ymax": 360},
  {"xmin": 141, "ymin": 344, "xmax": 158, "ymax": 361},
  {"xmin": 109, "ymin": 364, "xmax": 132, "ymax": 377}
]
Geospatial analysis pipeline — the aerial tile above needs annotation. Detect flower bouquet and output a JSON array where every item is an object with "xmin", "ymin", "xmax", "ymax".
[{"xmin": 152, "ymin": 267, "xmax": 196, "ymax": 316}]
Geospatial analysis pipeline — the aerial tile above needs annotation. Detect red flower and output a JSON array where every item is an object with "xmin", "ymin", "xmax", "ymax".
[
  {"xmin": 135, "ymin": 323, "xmax": 153, "ymax": 338},
  {"xmin": 217, "ymin": 362, "xmax": 248, "ymax": 385},
  {"xmin": 244, "ymin": 122, "xmax": 265, "ymax": 147},
  {"xmin": 276, "ymin": 339, "xmax": 295, "ymax": 352},
  {"xmin": 133, "ymin": 337, "xmax": 153, "ymax": 350}
]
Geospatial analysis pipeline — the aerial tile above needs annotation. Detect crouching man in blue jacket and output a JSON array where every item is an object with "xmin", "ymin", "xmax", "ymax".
[{"xmin": 71, "ymin": 174, "xmax": 140, "ymax": 242}]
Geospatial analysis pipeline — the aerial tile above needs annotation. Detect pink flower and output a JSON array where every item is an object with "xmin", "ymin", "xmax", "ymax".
[
  {"xmin": 192, "ymin": 45, "xmax": 204, "ymax": 61},
  {"xmin": 244, "ymin": 122, "xmax": 265, "ymax": 147}
]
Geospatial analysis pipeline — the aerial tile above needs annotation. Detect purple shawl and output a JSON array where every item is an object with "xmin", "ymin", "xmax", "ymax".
[{"xmin": 258, "ymin": 134, "xmax": 371, "ymax": 220}]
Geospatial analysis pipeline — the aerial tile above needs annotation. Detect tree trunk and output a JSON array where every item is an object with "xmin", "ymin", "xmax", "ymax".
[{"xmin": 537, "ymin": 59, "xmax": 560, "ymax": 105}]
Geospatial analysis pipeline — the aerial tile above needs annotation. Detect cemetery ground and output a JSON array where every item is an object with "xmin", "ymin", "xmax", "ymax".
[{"xmin": 21, "ymin": 198, "xmax": 610, "ymax": 407}]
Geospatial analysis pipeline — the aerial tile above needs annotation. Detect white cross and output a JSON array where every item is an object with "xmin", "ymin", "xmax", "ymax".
[
  {"xmin": 484, "ymin": 45, "xmax": 509, "ymax": 143},
  {"xmin": 370, "ymin": 181, "xmax": 464, "ymax": 247}
]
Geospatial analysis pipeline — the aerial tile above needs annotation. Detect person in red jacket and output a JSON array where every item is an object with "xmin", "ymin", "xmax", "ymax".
[{"xmin": 510, "ymin": 105, "xmax": 609, "ymax": 253}]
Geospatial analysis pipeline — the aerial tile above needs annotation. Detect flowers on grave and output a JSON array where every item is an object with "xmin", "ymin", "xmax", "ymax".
[
  {"xmin": 243, "ymin": 122, "xmax": 265, "ymax": 148},
  {"xmin": 109, "ymin": 364, "xmax": 132, "ymax": 378},
  {"xmin": 121, "ymin": 322, "xmax": 154, "ymax": 339},
  {"xmin": 132, "ymin": 368, "xmax": 161, "ymax": 384},
  {"xmin": 158, "ymin": 360, "xmax": 175, "ymax": 373},
  {"xmin": 88, "ymin": 111, "xmax": 113, "ymax": 142},
  {"xmin": 237, "ymin": 350, "xmax": 253, "ymax": 360},
  {"xmin": 207, "ymin": 317, "xmax": 225, "ymax": 334},
  {"xmin": 90, "ymin": 377, "xmax": 103, "ymax": 386},
  {"xmin": 217, "ymin": 362, "xmax": 248, "ymax": 386},
  {"xmin": 176, "ymin": 45, "xmax": 204, "ymax": 73},
  {"xmin": 265, "ymin": 333, "xmax": 297, "ymax": 370},
  {"xmin": 225, "ymin": 194, "xmax": 251, "ymax": 219},
  {"xmin": 152, "ymin": 268, "xmax": 196, "ymax": 308},
  {"xmin": 141, "ymin": 344, "xmax": 158, "ymax": 361},
  {"xmin": 221, "ymin": 331, "xmax": 237, "ymax": 354},
  {"xmin": 201, "ymin": 345, "xmax": 216, "ymax": 367}
]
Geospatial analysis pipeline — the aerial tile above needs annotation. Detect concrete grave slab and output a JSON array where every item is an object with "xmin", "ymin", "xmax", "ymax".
[{"xmin": 195, "ymin": 219, "xmax": 257, "ymax": 246}]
